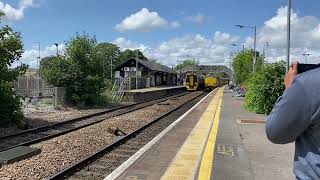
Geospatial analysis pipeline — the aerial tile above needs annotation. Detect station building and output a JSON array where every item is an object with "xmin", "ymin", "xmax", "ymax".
[{"xmin": 114, "ymin": 58, "xmax": 178, "ymax": 89}]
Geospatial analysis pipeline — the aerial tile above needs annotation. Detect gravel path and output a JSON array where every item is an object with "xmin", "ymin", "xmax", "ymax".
[{"xmin": 0, "ymin": 92, "xmax": 202, "ymax": 180}]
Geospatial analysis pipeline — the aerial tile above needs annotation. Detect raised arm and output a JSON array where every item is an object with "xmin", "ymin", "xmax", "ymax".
[{"xmin": 266, "ymin": 79, "xmax": 311, "ymax": 144}]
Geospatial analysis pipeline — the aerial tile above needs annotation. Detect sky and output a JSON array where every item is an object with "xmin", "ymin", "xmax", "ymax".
[{"xmin": 2, "ymin": 0, "xmax": 320, "ymax": 68}]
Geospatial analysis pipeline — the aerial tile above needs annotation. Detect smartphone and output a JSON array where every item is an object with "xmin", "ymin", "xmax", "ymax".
[{"xmin": 297, "ymin": 63, "xmax": 320, "ymax": 74}]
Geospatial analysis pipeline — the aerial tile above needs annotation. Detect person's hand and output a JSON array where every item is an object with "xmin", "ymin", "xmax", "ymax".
[{"xmin": 284, "ymin": 62, "xmax": 298, "ymax": 89}]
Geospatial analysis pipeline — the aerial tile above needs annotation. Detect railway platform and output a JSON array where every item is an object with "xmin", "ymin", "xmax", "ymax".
[
  {"xmin": 105, "ymin": 87, "xmax": 295, "ymax": 180},
  {"xmin": 124, "ymin": 86, "xmax": 185, "ymax": 102}
]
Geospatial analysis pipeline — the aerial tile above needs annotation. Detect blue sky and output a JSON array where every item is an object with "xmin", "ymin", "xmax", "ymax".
[{"xmin": 2, "ymin": 0, "xmax": 320, "ymax": 67}]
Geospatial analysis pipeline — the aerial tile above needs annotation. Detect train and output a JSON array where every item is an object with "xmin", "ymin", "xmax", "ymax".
[
  {"xmin": 185, "ymin": 73, "xmax": 200, "ymax": 91},
  {"xmin": 204, "ymin": 76, "xmax": 219, "ymax": 91},
  {"xmin": 185, "ymin": 73, "xmax": 220, "ymax": 91}
]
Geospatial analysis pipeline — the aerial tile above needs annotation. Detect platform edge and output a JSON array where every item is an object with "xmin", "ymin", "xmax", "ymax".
[{"xmin": 104, "ymin": 89, "xmax": 217, "ymax": 180}]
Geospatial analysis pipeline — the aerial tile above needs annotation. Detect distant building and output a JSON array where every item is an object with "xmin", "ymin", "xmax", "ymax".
[{"xmin": 114, "ymin": 58, "xmax": 178, "ymax": 89}]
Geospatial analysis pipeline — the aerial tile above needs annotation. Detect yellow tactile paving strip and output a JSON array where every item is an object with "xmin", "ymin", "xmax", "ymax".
[
  {"xmin": 161, "ymin": 87, "xmax": 224, "ymax": 180},
  {"xmin": 198, "ymin": 87, "xmax": 224, "ymax": 179}
]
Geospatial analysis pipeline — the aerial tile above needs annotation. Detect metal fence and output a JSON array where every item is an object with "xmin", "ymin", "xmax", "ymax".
[{"xmin": 13, "ymin": 76, "xmax": 54, "ymax": 97}]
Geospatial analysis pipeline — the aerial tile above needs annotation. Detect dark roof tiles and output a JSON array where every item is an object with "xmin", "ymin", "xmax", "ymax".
[{"xmin": 119, "ymin": 58, "xmax": 177, "ymax": 74}]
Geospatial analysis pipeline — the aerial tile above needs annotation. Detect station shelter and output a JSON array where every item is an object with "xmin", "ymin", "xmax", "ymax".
[{"xmin": 114, "ymin": 58, "xmax": 178, "ymax": 89}]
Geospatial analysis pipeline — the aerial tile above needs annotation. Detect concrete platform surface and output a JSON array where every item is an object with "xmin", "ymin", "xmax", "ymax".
[
  {"xmin": 126, "ymin": 86, "xmax": 184, "ymax": 93},
  {"xmin": 211, "ymin": 88, "xmax": 295, "ymax": 180},
  {"xmin": 105, "ymin": 87, "xmax": 295, "ymax": 180},
  {"xmin": 124, "ymin": 86, "xmax": 186, "ymax": 102}
]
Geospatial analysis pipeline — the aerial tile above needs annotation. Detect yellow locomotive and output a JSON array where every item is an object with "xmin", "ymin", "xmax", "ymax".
[
  {"xmin": 204, "ymin": 76, "xmax": 219, "ymax": 91},
  {"xmin": 185, "ymin": 73, "xmax": 220, "ymax": 91}
]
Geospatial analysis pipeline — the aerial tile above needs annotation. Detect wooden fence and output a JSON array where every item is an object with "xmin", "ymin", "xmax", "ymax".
[{"xmin": 13, "ymin": 76, "xmax": 54, "ymax": 97}]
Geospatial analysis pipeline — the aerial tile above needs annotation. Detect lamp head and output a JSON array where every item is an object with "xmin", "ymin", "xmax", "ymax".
[{"xmin": 235, "ymin": 25, "xmax": 244, "ymax": 28}]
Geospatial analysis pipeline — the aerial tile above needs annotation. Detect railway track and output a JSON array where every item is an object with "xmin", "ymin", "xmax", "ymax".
[
  {"xmin": 48, "ymin": 91, "xmax": 207, "ymax": 180},
  {"xmin": 0, "ymin": 92, "xmax": 189, "ymax": 152}
]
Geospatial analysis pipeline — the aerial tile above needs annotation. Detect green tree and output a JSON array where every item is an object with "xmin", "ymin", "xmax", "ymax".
[
  {"xmin": 65, "ymin": 33, "xmax": 106, "ymax": 106},
  {"xmin": 40, "ymin": 56, "xmax": 70, "ymax": 87},
  {"xmin": 174, "ymin": 59, "xmax": 199, "ymax": 73},
  {"xmin": 0, "ymin": 12, "xmax": 27, "ymax": 126},
  {"xmin": 118, "ymin": 49, "xmax": 147, "ymax": 63},
  {"xmin": 232, "ymin": 49, "xmax": 263, "ymax": 85},
  {"xmin": 41, "ymin": 33, "xmax": 106, "ymax": 106},
  {"xmin": 245, "ymin": 61, "xmax": 286, "ymax": 114},
  {"xmin": 95, "ymin": 42, "xmax": 121, "ymax": 80}
]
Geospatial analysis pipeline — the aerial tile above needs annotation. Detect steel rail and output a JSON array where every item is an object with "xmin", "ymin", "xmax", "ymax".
[
  {"xmin": 0, "ymin": 92, "xmax": 189, "ymax": 152},
  {"xmin": 47, "ymin": 91, "xmax": 207, "ymax": 180}
]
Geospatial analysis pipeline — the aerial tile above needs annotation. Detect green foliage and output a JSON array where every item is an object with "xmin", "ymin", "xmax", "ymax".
[
  {"xmin": 245, "ymin": 61, "xmax": 286, "ymax": 114},
  {"xmin": 118, "ymin": 49, "xmax": 147, "ymax": 63},
  {"xmin": 174, "ymin": 59, "xmax": 199, "ymax": 72},
  {"xmin": 41, "ymin": 33, "xmax": 105, "ymax": 106},
  {"xmin": 0, "ymin": 12, "xmax": 27, "ymax": 126},
  {"xmin": 95, "ymin": 42, "xmax": 121, "ymax": 80},
  {"xmin": 232, "ymin": 49, "xmax": 264, "ymax": 85},
  {"xmin": 40, "ymin": 56, "xmax": 71, "ymax": 87}
]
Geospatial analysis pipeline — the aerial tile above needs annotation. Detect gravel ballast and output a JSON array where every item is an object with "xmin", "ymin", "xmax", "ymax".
[{"xmin": 0, "ymin": 92, "xmax": 202, "ymax": 180}]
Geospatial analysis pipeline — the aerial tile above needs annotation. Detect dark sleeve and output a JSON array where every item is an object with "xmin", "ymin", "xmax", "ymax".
[{"xmin": 266, "ymin": 80, "xmax": 311, "ymax": 144}]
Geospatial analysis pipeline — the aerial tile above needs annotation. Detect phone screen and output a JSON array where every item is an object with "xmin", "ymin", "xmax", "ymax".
[{"xmin": 297, "ymin": 64, "xmax": 320, "ymax": 74}]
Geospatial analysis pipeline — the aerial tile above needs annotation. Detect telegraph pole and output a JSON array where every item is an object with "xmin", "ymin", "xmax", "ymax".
[{"xmin": 33, "ymin": 42, "xmax": 41, "ymax": 96}]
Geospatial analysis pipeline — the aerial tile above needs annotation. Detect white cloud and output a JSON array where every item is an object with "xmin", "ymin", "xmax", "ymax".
[
  {"xmin": 12, "ymin": 43, "xmax": 66, "ymax": 68},
  {"xmin": 0, "ymin": 0, "xmax": 36, "ymax": 22},
  {"xmin": 115, "ymin": 32, "xmax": 239, "ymax": 66},
  {"xmin": 244, "ymin": 6, "xmax": 320, "ymax": 64},
  {"xmin": 115, "ymin": 8, "xmax": 180, "ymax": 32},
  {"xmin": 113, "ymin": 37, "xmax": 148, "ymax": 51},
  {"xmin": 170, "ymin": 21, "xmax": 181, "ymax": 28},
  {"xmin": 214, "ymin": 31, "xmax": 239, "ymax": 45},
  {"xmin": 185, "ymin": 13, "xmax": 206, "ymax": 23}
]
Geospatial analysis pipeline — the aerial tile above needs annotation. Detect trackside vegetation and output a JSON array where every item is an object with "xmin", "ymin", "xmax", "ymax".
[
  {"xmin": 245, "ymin": 62, "xmax": 286, "ymax": 114},
  {"xmin": 232, "ymin": 50, "xmax": 286, "ymax": 115},
  {"xmin": 0, "ymin": 12, "xmax": 28, "ymax": 126},
  {"xmin": 40, "ymin": 33, "xmax": 149, "ymax": 107}
]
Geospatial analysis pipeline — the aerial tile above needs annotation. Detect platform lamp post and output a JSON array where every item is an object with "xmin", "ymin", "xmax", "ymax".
[
  {"xmin": 286, "ymin": 0, "xmax": 292, "ymax": 73},
  {"xmin": 231, "ymin": 43, "xmax": 245, "ymax": 53},
  {"xmin": 235, "ymin": 24, "xmax": 257, "ymax": 73},
  {"xmin": 302, "ymin": 53, "xmax": 311, "ymax": 64},
  {"xmin": 53, "ymin": 43, "xmax": 59, "ymax": 56},
  {"xmin": 33, "ymin": 42, "xmax": 41, "ymax": 96},
  {"xmin": 136, "ymin": 49, "xmax": 141, "ymax": 89}
]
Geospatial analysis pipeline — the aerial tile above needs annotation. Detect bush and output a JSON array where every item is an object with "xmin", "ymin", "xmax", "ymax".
[
  {"xmin": 0, "ymin": 83, "xmax": 24, "ymax": 126},
  {"xmin": 245, "ymin": 62, "xmax": 286, "ymax": 114},
  {"xmin": 41, "ymin": 33, "xmax": 131, "ymax": 108},
  {"xmin": 0, "ymin": 12, "xmax": 27, "ymax": 127}
]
